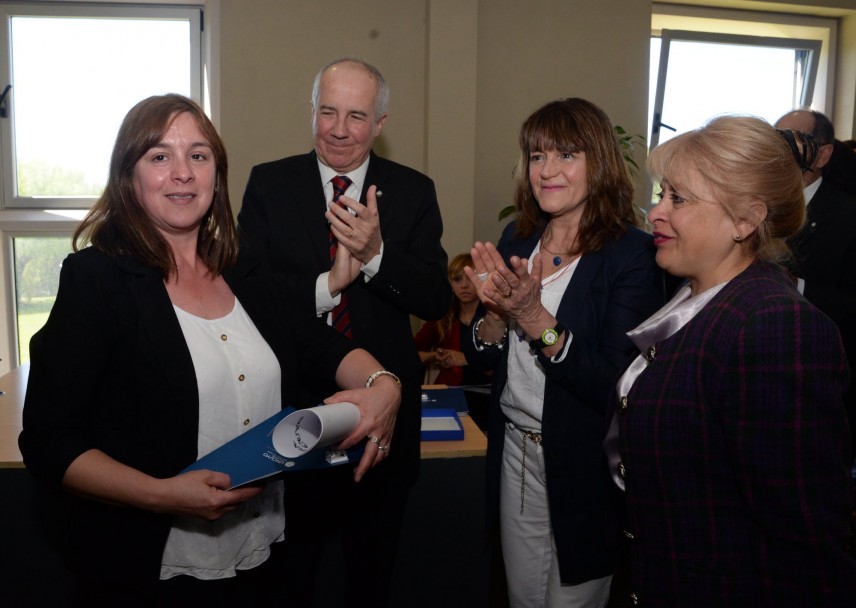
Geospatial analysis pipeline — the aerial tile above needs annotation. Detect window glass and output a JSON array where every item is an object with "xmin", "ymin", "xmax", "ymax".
[
  {"xmin": 650, "ymin": 36, "xmax": 812, "ymax": 147},
  {"xmin": 9, "ymin": 15, "xmax": 191, "ymax": 202},
  {"xmin": 13, "ymin": 236, "xmax": 72, "ymax": 363},
  {"xmin": 647, "ymin": 7, "xmax": 834, "ymax": 205}
]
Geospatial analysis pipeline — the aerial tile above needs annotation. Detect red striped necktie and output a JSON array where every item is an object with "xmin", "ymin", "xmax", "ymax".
[{"xmin": 329, "ymin": 175, "xmax": 353, "ymax": 338}]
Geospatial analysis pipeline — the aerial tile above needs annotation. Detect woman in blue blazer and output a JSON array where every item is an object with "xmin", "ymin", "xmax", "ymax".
[
  {"xmin": 464, "ymin": 98, "xmax": 664, "ymax": 607},
  {"xmin": 605, "ymin": 116, "xmax": 856, "ymax": 606}
]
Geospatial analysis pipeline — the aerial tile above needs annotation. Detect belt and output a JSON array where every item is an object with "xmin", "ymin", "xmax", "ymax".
[{"xmin": 507, "ymin": 422, "xmax": 542, "ymax": 514}]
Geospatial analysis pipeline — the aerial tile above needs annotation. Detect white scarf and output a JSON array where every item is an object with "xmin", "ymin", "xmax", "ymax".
[{"xmin": 604, "ymin": 282, "xmax": 727, "ymax": 491}]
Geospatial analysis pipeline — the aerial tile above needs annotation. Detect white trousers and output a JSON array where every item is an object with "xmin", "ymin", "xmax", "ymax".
[{"xmin": 499, "ymin": 423, "xmax": 612, "ymax": 608}]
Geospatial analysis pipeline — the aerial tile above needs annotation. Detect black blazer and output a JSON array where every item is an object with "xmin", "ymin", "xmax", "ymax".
[
  {"xmin": 465, "ymin": 221, "xmax": 665, "ymax": 585},
  {"xmin": 19, "ymin": 247, "xmax": 355, "ymax": 585},
  {"xmin": 238, "ymin": 151, "xmax": 451, "ymax": 479},
  {"xmin": 789, "ymin": 180, "xmax": 856, "ymax": 337},
  {"xmin": 788, "ymin": 179, "xmax": 856, "ymax": 445}
]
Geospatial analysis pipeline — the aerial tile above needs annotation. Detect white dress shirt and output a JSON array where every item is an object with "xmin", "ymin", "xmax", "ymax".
[{"xmin": 314, "ymin": 156, "xmax": 384, "ymax": 318}]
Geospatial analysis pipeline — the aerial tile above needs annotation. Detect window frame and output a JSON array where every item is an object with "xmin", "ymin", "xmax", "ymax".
[
  {"xmin": 646, "ymin": 4, "xmax": 838, "ymax": 204},
  {"xmin": 650, "ymin": 29, "xmax": 823, "ymax": 150},
  {"xmin": 0, "ymin": 220, "xmax": 79, "ymax": 373},
  {"xmin": 3, "ymin": 228, "xmax": 80, "ymax": 363},
  {"xmin": 0, "ymin": 2, "xmax": 206, "ymax": 374},
  {"xmin": 0, "ymin": 2, "xmax": 203, "ymax": 210},
  {"xmin": 651, "ymin": 3, "xmax": 838, "ymax": 115}
]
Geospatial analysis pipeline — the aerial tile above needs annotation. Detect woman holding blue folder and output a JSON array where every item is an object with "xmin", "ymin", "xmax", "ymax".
[{"xmin": 19, "ymin": 94, "xmax": 401, "ymax": 606}]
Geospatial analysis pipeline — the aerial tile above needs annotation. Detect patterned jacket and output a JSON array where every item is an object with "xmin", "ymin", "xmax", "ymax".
[{"xmin": 616, "ymin": 260, "xmax": 856, "ymax": 606}]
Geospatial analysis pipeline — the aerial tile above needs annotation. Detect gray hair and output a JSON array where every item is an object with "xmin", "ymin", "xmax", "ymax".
[{"xmin": 311, "ymin": 57, "xmax": 389, "ymax": 122}]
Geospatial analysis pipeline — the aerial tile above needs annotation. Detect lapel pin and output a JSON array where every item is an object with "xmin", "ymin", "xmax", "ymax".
[{"xmin": 376, "ymin": 190, "xmax": 383, "ymax": 197}]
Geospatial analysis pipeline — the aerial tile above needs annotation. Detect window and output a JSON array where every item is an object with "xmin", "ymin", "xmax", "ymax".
[
  {"xmin": 12, "ymin": 235, "xmax": 71, "ymax": 363},
  {"xmin": 0, "ymin": 2, "xmax": 204, "ymax": 372},
  {"xmin": 0, "ymin": 3, "xmax": 201, "ymax": 209},
  {"xmin": 650, "ymin": 31, "xmax": 821, "ymax": 149},
  {"xmin": 648, "ymin": 4, "xmax": 837, "ymax": 198}
]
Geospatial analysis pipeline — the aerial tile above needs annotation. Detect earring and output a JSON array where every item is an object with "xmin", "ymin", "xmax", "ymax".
[{"xmin": 734, "ymin": 234, "xmax": 742, "ymax": 242}]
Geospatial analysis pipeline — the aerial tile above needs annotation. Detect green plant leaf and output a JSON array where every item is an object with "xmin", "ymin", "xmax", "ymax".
[{"xmin": 498, "ymin": 204, "xmax": 516, "ymax": 221}]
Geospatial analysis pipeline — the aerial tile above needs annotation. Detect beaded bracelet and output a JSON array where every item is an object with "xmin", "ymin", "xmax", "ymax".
[
  {"xmin": 365, "ymin": 369, "xmax": 402, "ymax": 388},
  {"xmin": 474, "ymin": 316, "xmax": 508, "ymax": 348}
]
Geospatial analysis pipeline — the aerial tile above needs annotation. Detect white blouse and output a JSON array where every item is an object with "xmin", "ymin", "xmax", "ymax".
[
  {"xmin": 500, "ymin": 240, "xmax": 579, "ymax": 431},
  {"xmin": 160, "ymin": 298, "xmax": 284, "ymax": 580},
  {"xmin": 605, "ymin": 282, "xmax": 728, "ymax": 491}
]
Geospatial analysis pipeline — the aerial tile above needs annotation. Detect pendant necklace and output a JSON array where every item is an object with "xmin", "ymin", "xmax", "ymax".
[{"xmin": 540, "ymin": 234, "xmax": 574, "ymax": 267}]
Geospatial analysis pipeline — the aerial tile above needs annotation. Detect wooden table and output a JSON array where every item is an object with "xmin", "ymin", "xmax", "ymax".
[
  {"xmin": 419, "ymin": 384, "xmax": 487, "ymax": 459},
  {"xmin": 420, "ymin": 414, "xmax": 486, "ymax": 459},
  {"xmin": 0, "ymin": 362, "xmax": 27, "ymax": 468}
]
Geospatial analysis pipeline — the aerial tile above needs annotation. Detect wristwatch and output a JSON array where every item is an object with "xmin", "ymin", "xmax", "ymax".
[{"xmin": 529, "ymin": 322, "xmax": 566, "ymax": 350}]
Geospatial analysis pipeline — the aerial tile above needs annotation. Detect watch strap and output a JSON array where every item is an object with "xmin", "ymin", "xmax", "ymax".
[{"xmin": 529, "ymin": 322, "xmax": 566, "ymax": 350}]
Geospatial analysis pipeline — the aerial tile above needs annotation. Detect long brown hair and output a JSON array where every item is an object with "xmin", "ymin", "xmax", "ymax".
[
  {"xmin": 73, "ymin": 94, "xmax": 236, "ymax": 277},
  {"xmin": 513, "ymin": 98, "xmax": 637, "ymax": 253},
  {"xmin": 436, "ymin": 253, "xmax": 474, "ymax": 343}
]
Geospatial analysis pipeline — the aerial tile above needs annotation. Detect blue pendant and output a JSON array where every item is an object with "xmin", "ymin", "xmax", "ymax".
[{"xmin": 553, "ymin": 256, "xmax": 561, "ymax": 266}]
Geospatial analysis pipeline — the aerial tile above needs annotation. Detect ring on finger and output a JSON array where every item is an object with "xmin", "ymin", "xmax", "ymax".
[
  {"xmin": 378, "ymin": 444, "xmax": 389, "ymax": 453},
  {"xmin": 477, "ymin": 272, "xmax": 489, "ymax": 282},
  {"xmin": 368, "ymin": 435, "xmax": 381, "ymax": 445}
]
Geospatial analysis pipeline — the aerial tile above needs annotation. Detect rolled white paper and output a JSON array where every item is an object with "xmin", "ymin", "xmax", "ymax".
[{"xmin": 271, "ymin": 402, "xmax": 360, "ymax": 458}]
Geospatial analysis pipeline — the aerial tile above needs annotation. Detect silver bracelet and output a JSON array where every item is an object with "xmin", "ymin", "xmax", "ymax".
[
  {"xmin": 365, "ymin": 369, "xmax": 402, "ymax": 388},
  {"xmin": 474, "ymin": 316, "xmax": 508, "ymax": 348}
]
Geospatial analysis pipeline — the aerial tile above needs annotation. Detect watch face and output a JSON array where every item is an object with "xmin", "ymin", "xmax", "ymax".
[{"xmin": 542, "ymin": 328, "xmax": 559, "ymax": 345}]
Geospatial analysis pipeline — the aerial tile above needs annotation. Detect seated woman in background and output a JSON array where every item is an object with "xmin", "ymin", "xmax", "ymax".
[
  {"xmin": 415, "ymin": 253, "xmax": 491, "ymax": 386},
  {"xmin": 605, "ymin": 115, "xmax": 856, "ymax": 605},
  {"xmin": 18, "ymin": 94, "xmax": 400, "ymax": 606}
]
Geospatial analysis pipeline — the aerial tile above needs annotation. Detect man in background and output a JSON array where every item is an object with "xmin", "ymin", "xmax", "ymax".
[
  {"xmin": 776, "ymin": 109, "xmax": 856, "ymax": 467},
  {"xmin": 238, "ymin": 57, "xmax": 451, "ymax": 607}
]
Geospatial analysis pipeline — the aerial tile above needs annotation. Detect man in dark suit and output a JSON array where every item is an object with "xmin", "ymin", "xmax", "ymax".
[
  {"xmin": 777, "ymin": 109, "xmax": 856, "ymax": 465},
  {"xmin": 238, "ymin": 57, "xmax": 451, "ymax": 607}
]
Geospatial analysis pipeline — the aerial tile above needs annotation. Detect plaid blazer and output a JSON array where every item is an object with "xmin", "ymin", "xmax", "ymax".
[{"xmin": 616, "ymin": 260, "xmax": 856, "ymax": 607}]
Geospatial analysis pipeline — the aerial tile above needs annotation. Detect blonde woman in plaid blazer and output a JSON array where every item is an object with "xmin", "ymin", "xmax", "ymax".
[{"xmin": 608, "ymin": 116, "xmax": 856, "ymax": 606}]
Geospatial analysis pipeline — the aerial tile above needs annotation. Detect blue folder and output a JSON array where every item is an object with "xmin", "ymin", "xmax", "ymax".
[{"xmin": 182, "ymin": 406, "xmax": 364, "ymax": 489}]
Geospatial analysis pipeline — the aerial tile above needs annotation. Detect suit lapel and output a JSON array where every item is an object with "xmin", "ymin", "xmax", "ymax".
[
  {"xmin": 294, "ymin": 152, "xmax": 333, "ymax": 268},
  {"xmin": 558, "ymin": 251, "xmax": 601, "ymax": 333},
  {"xmin": 119, "ymin": 259, "xmax": 199, "ymax": 433},
  {"xmin": 791, "ymin": 182, "xmax": 828, "ymax": 255},
  {"xmin": 363, "ymin": 152, "xmax": 390, "ymax": 219}
]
